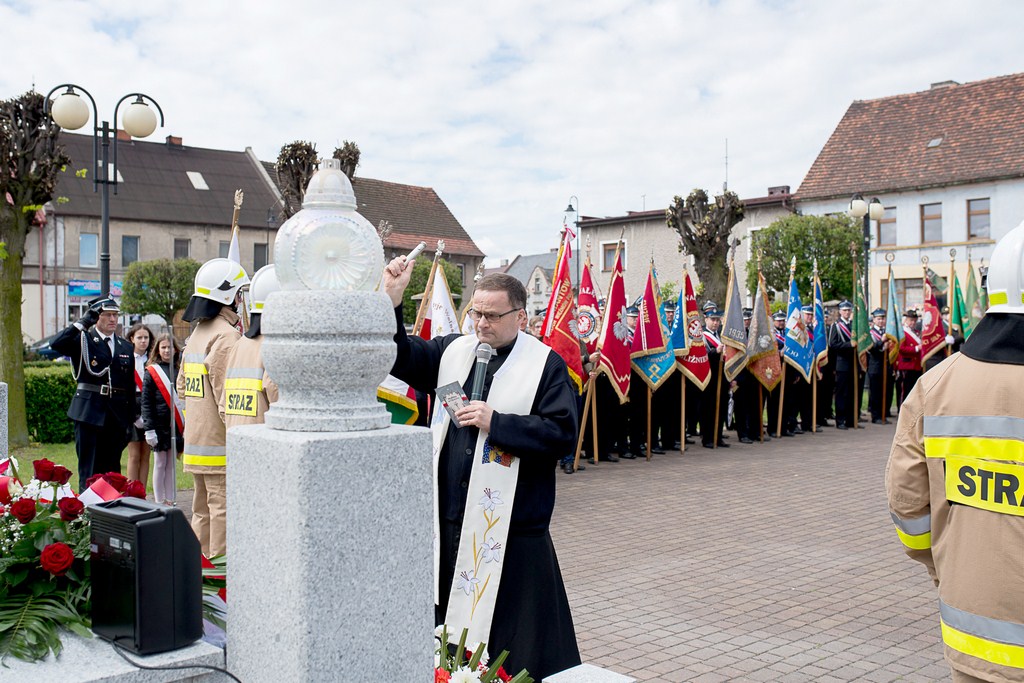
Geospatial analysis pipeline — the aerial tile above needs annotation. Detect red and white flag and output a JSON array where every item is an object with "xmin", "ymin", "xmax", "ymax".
[
  {"xmin": 541, "ymin": 239, "xmax": 584, "ymax": 392},
  {"xmin": 78, "ymin": 477, "xmax": 122, "ymax": 507},
  {"xmin": 594, "ymin": 246, "xmax": 632, "ymax": 403},
  {"xmin": 414, "ymin": 263, "xmax": 460, "ymax": 340},
  {"xmin": 920, "ymin": 276, "xmax": 947, "ymax": 363},
  {"xmin": 576, "ymin": 259, "xmax": 602, "ymax": 355},
  {"xmin": 676, "ymin": 271, "xmax": 711, "ymax": 390}
]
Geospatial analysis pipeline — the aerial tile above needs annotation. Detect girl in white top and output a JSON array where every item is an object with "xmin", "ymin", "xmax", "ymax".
[{"xmin": 125, "ymin": 323, "xmax": 154, "ymax": 488}]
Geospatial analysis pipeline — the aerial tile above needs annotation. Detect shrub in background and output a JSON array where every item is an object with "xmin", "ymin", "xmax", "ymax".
[{"xmin": 25, "ymin": 364, "xmax": 76, "ymax": 443}]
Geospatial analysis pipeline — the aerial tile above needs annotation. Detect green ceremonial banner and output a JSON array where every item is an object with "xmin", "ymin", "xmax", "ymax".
[
  {"xmin": 965, "ymin": 261, "xmax": 982, "ymax": 335},
  {"xmin": 950, "ymin": 271, "xmax": 972, "ymax": 338},
  {"xmin": 854, "ymin": 276, "xmax": 871, "ymax": 364}
]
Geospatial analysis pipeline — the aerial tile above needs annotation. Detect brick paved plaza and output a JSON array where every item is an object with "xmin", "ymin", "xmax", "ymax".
[{"xmin": 549, "ymin": 421, "xmax": 951, "ymax": 682}]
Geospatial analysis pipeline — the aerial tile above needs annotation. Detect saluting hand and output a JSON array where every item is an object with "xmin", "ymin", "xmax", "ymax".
[
  {"xmin": 456, "ymin": 400, "xmax": 494, "ymax": 432},
  {"xmin": 382, "ymin": 256, "xmax": 416, "ymax": 307}
]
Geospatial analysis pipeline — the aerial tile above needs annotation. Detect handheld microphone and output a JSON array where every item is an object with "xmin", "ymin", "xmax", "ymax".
[{"xmin": 469, "ymin": 343, "xmax": 494, "ymax": 401}]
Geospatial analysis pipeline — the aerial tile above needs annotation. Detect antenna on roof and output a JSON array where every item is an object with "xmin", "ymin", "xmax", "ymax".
[{"xmin": 723, "ymin": 138, "xmax": 729, "ymax": 192}]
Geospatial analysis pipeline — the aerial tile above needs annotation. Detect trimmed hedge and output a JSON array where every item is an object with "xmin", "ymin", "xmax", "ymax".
[{"xmin": 25, "ymin": 364, "xmax": 76, "ymax": 443}]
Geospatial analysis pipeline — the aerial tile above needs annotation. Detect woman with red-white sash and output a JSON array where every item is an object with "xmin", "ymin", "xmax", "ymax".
[
  {"xmin": 125, "ymin": 323, "xmax": 154, "ymax": 485},
  {"xmin": 141, "ymin": 333, "xmax": 184, "ymax": 506}
]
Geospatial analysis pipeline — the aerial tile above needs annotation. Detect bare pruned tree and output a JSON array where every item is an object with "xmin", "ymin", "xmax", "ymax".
[
  {"xmin": 666, "ymin": 188, "xmax": 745, "ymax": 306},
  {"xmin": 275, "ymin": 141, "xmax": 319, "ymax": 219},
  {"xmin": 333, "ymin": 140, "xmax": 360, "ymax": 180}
]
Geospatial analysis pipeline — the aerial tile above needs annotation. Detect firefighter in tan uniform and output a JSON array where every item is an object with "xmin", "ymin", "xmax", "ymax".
[
  {"xmin": 176, "ymin": 258, "xmax": 249, "ymax": 557},
  {"xmin": 886, "ymin": 219, "xmax": 1024, "ymax": 683},
  {"xmin": 222, "ymin": 264, "xmax": 280, "ymax": 430}
]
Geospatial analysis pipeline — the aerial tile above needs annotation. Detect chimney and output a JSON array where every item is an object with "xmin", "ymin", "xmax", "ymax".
[
  {"xmin": 930, "ymin": 80, "xmax": 959, "ymax": 89},
  {"xmin": 767, "ymin": 185, "xmax": 791, "ymax": 196},
  {"xmin": 500, "ymin": 259, "xmax": 509, "ymax": 267},
  {"xmin": 165, "ymin": 135, "xmax": 183, "ymax": 147}
]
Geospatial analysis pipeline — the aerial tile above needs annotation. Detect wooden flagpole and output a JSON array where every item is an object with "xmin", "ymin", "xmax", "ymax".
[
  {"xmin": 881, "ymin": 353, "xmax": 888, "ymax": 424},
  {"xmin": 572, "ymin": 377, "xmax": 594, "ymax": 470},
  {"xmin": 412, "ymin": 241, "xmax": 444, "ymax": 336},
  {"xmin": 646, "ymin": 386, "xmax": 653, "ymax": 461},
  {"xmin": 851, "ymin": 249, "xmax": 860, "ymax": 429},
  {"xmin": 713, "ymin": 354, "xmax": 724, "ymax": 449},
  {"xmin": 230, "ymin": 190, "xmax": 250, "ymax": 332},
  {"xmin": 812, "ymin": 371, "xmax": 818, "ymax": 433},
  {"xmin": 946, "ymin": 249, "xmax": 956, "ymax": 357},
  {"xmin": 759, "ymin": 385, "xmax": 764, "ymax": 441},
  {"xmin": 776, "ymin": 363, "xmax": 787, "ymax": 437},
  {"xmin": 680, "ymin": 376, "xmax": 686, "ymax": 453}
]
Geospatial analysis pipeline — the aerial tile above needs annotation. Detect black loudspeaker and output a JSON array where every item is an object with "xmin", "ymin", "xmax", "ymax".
[{"xmin": 90, "ymin": 498, "xmax": 203, "ymax": 654}]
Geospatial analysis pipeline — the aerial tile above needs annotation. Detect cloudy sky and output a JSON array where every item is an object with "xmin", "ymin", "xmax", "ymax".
[{"xmin": 2, "ymin": 0, "xmax": 1022, "ymax": 264}]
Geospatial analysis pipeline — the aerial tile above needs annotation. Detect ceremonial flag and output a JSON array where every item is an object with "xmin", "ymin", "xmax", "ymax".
[
  {"xmin": 782, "ymin": 263, "xmax": 814, "ymax": 382},
  {"xmin": 675, "ymin": 270, "xmax": 710, "ymax": 390},
  {"xmin": 950, "ymin": 270, "xmax": 972, "ymax": 339},
  {"xmin": 921, "ymin": 276, "xmax": 947, "ymax": 363},
  {"xmin": 853, "ymin": 274, "xmax": 871, "ymax": 370},
  {"xmin": 668, "ymin": 281, "xmax": 689, "ymax": 356},
  {"xmin": 459, "ymin": 308, "xmax": 475, "ymax": 335},
  {"xmin": 594, "ymin": 245, "xmax": 632, "ymax": 403},
  {"xmin": 376, "ymin": 375, "xmax": 419, "ymax": 425},
  {"xmin": 228, "ymin": 225, "xmax": 240, "ymax": 265},
  {"xmin": 965, "ymin": 260, "xmax": 982, "ymax": 334},
  {"xmin": 721, "ymin": 262, "xmax": 748, "ymax": 382},
  {"xmin": 925, "ymin": 266, "xmax": 948, "ymax": 295},
  {"xmin": 414, "ymin": 261, "xmax": 460, "ymax": 340},
  {"xmin": 542, "ymin": 238, "xmax": 585, "ymax": 392},
  {"xmin": 812, "ymin": 270, "xmax": 828, "ymax": 374},
  {"xmin": 748, "ymin": 271, "xmax": 783, "ymax": 390},
  {"xmin": 980, "ymin": 267, "xmax": 990, "ymax": 312},
  {"xmin": 576, "ymin": 258, "xmax": 602, "ymax": 354},
  {"xmin": 631, "ymin": 265, "xmax": 675, "ymax": 390},
  {"xmin": 884, "ymin": 265, "xmax": 903, "ymax": 364}
]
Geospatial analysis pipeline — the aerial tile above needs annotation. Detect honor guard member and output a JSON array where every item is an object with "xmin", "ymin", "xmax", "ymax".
[
  {"xmin": 866, "ymin": 308, "xmax": 894, "ymax": 423},
  {"xmin": 650, "ymin": 301, "xmax": 681, "ymax": 452},
  {"xmin": 766, "ymin": 310, "xmax": 792, "ymax": 437},
  {"xmin": 177, "ymin": 258, "xmax": 249, "ymax": 557},
  {"xmin": 625, "ymin": 305, "xmax": 648, "ymax": 458},
  {"xmin": 828, "ymin": 300, "xmax": 858, "ymax": 429},
  {"xmin": 732, "ymin": 308, "xmax": 758, "ymax": 444},
  {"xmin": 794, "ymin": 305, "xmax": 818, "ymax": 432},
  {"xmin": 699, "ymin": 309, "xmax": 729, "ymax": 448},
  {"xmin": 895, "ymin": 310, "xmax": 923, "ymax": 408},
  {"xmin": 222, "ymin": 264, "xmax": 280, "ymax": 430},
  {"xmin": 886, "ymin": 220, "xmax": 1024, "ymax": 683},
  {"xmin": 51, "ymin": 295, "xmax": 136, "ymax": 489}
]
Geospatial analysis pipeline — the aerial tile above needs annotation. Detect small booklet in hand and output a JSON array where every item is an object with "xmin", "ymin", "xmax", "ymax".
[{"xmin": 436, "ymin": 381, "xmax": 470, "ymax": 428}]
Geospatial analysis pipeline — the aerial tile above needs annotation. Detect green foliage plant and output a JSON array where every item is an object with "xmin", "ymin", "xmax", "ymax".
[
  {"xmin": 24, "ymin": 365, "xmax": 76, "ymax": 443},
  {"xmin": 402, "ymin": 258, "xmax": 465, "ymax": 326},
  {"xmin": 121, "ymin": 258, "xmax": 201, "ymax": 327}
]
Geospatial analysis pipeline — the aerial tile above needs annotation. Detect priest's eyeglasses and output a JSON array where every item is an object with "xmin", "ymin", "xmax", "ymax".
[{"xmin": 467, "ymin": 308, "xmax": 522, "ymax": 323}]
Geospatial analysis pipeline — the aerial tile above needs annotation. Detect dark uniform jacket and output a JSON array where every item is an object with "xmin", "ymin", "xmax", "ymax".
[
  {"xmin": 51, "ymin": 323, "xmax": 136, "ymax": 428},
  {"xmin": 867, "ymin": 326, "xmax": 890, "ymax": 375},
  {"xmin": 827, "ymin": 319, "xmax": 857, "ymax": 372}
]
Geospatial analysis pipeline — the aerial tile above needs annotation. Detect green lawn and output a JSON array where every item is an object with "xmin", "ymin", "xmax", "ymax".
[{"xmin": 8, "ymin": 441, "xmax": 193, "ymax": 494}]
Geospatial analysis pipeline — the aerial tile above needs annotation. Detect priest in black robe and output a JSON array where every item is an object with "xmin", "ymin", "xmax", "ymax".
[{"xmin": 382, "ymin": 258, "xmax": 581, "ymax": 680}]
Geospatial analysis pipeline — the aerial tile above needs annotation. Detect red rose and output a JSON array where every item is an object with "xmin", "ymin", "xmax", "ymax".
[
  {"xmin": 58, "ymin": 497, "xmax": 85, "ymax": 521},
  {"xmin": 40, "ymin": 542, "xmax": 75, "ymax": 577},
  {"xmin": 102, "ymin": 472, "xmax": 128, "ymax": 493},
  {"xmin": 496, "ymin": 666, "xmax": 511, "ymax": 682},
  {"xmin": 52, "ymin": 465, "xmax": 73, "ymax": 486},
  {"xmin": 33, "ymin": 458, "xmax": 56, "ymax": 482},
  {"xmin": 125, "ymin": 480, "xmax": 146, "ymax": 499},
  {"xmin": 434, "ymin": 669, "xmax": 451, "ymax": 683},
  {"xmin": 85, "ymin": 474, "xmax": 103, "ymax": 489},
  {"xmin": 10, "ymin": 498, "xmax": 37, "ymax": 524}
]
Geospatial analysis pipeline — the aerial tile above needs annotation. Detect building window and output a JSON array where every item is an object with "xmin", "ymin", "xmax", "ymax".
[
  {"xmin": 877, "ymin": 207, "xmax": 897, "ymax": 246},
  {"xmin": 456, "ymin": 263, "xmax": 466, "ymax": 285},
  {"xmin": 186, "ymin": 171, "xmax": 210, "ymax": 190},
  {"xmin": 882, "ymin": 277, "xmax": 924, "ymax": 313},
  {"xmin": 602, "ymin": 241, "xmax": 626, "ymax": 271},
  {"xmin": 174, "ymin": 238, "xmax": 191, "ymax": 260},
  {"xmin": 254, "ymin": 243, "xmax": 268, "ymax": 271},
  {"xmin": 80, "ymin": 233, "xmax": 98, "ymax": 268},
  {"xmin": 122, "ymin": 235, "xmax": 139, "ymax": 267},
  {"xmin": 920, "ymin": 203, "xmax": 942, "ymax": 243},
  {"xmin": 219, "ymin": 241, "xmax": 230, "ymax": 258},
  {"xmin": 968, "ymin": 198, "xmax": 990, "ymax": 240},
  {"xmin": 534, "ymin": 276, "xmax": 542, "ymax": 294}
]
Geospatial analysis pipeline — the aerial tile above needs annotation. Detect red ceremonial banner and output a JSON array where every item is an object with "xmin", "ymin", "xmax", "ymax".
[
  {"xmin": 542, "ymin": 240, "xmax": 585, "ymax": 392},
  {"xmin": 595, "ymin": 247, "xmax": 632, "ymax": 403},
  {"xmin": 576, "ymin": 260, "xmax": 602, "ymax": 355},
  {"xmin": 676, "ymin": 271, "xmax": 711, "ymax": 390},
  {"xmin": 630, "ymin": 263, "xmax": 668, "ymax": 359},
  {"xmin": 920, "ymin": 277, "xmax": 947, "ymax": 363}
]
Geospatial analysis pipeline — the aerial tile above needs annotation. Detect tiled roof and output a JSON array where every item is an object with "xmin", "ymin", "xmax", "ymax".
[
  {"xmin": 796, "ymin": 72, "xmax": 1024, "ymax": 201},
  {"xmin": 55, "ymin": 134, "xmax": 282, "ymax": 229},
  {"xmin": 504, "ymin": 251, "xmax": 559, "ymax": 284},
  {"xmin": 260, "ymin": 160, "xmax": 483, "ymax": 258}
]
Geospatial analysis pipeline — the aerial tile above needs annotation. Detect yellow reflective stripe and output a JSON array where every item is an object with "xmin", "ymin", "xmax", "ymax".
[
  {"xmin": 224, "ymin": 377, "xmax": 263, "ymax": 391},
  {"xmin": 196, "ymin": 286, "xmax": 211, "ymax": 295},
  {"xmin": 183, "ymin": 362, "xmax": 208, "ymax": 375},
  {"xmin": 893, "ymin": 526, "xmax": 931, "ymax": 550},
  {"xmin": 945, "ymin": 455, "xmax": 1024, "ymax": 516},
  {"xmin": 924, "ymin": 436, "xmax": 1024, "ymax": 462},
  {"xmin": 942, "ymin": 620, "xmax": 1024, "ymax": 669},
  {"xmin": 183, "ymin": 454, "xmax": 227, "ymax": 467}
]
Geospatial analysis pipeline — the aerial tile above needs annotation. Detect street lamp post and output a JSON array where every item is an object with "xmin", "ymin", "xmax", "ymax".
[
  {"xmin": 849, "ymin": 194, "xmax": 884, "ymax": 301},
  {"xmin": 564, "ymin": 196, "xmax": 579, "ymax": 286},
  {"xmin": 44, "ymin": 84, "xmax": 164, "ymax": 296}
]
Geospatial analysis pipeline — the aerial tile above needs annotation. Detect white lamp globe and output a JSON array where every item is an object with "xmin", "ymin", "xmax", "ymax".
[
  {"xmin": 868, "ymin": 198, "xmax": 885, "ymax": 221},
  {"xmin": 50, "ymin": 91, "xmax": 90, "ymax": 130},
  {"xmin": 122, "ymin": 98, "xmax": 158, "ymax": 138},
  {"xmin": 849, "ymin": 195, "xmax": 868, "ymax": 218}
]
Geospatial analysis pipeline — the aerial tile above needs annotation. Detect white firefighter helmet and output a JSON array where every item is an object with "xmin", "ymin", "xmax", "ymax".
[
  {"xmin": 248, "ymin": 264, "xmax": 280, "ymax": 314},
  {"xmin": 986, "ymin": 218, "xmax": 1024, "ymax": 314},
  {"xmin": 193, "ymin": 258, "xmax": 250, "ymax": 305}
]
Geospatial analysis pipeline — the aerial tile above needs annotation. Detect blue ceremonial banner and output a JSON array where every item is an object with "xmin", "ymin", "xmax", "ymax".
[
  {"xmin": 632, "ymin": 267, "xmax": 676, "ymax": 390},
  {"xmin": 884, "ymin": 266, "xmax": 903, "ymax": 365},
  {"xmin": 669, "ymin": 284, "xmax": 689, "ymax": 355},
  {"xmin": 812, "ymin": 275, "xmax": 828, "ymax": 370},
  {"xmin": 783, "ymin": 275, "xmax": 814, "ymax": 382}
]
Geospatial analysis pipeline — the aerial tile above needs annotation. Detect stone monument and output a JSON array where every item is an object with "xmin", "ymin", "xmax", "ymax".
[{"xmin": 227, "ymin": 160, "xmax": 434, "ymax": 680}]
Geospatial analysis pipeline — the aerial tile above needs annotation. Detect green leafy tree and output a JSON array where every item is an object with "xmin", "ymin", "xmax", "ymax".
[
  {"xmin": 658, "ymin": 280, "xmax": 678, "ymax": 304},
  {"xmin": 275, "ymin": 141, "xmax": 319, "ymax": 219},
  {"xmin": 0, "ymin": 91, "xmax": 71, "ymax": 447},
  {"xmin": 745, "ymin": 213, "xmax": 864, "ymax": 302},
  {"xmin": 121, "ymin": 258, "xmax": 201, "ymax": 327},
  {"xmin": 666, "ymin": 189, "xmax": 745, "ymax": 307},
  {"xmin": 402, "ymin": 258, "xmax": 464, "ymax": 326}
]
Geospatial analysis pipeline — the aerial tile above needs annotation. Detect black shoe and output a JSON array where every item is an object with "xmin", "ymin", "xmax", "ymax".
[
  {"xmin": 673, "ymin": 441, "xmax": 682, "ymax": 450},
  {"xmin": 702, "ymin": 442, "xmax": 715, "ymax": 449},
  {"xmin": 562, "ymin": 462, "xmax": 574, "ymax": 474},
  {"xmin": 576, "ymin": 461, "xmax": 586, "ymax": 470},
  {"xmin": 605, "ymin": 453, "xmax": 620, "ymax": 463},
  {"xmin": 761, "ymin": 433, "xmax": 772, "ymax": 442},
  {"xmin": 618, "ymin": 452, "xmax": 634, "ymax": 460},
  {"xmin": 792, "ymin": 426, "xmax": 804, "ymax": 435},
  {"xmin": 586, "ymin": 457, "xmax": 596, "ymax": 464},
  {"xmin": 871, "ymin": 418, "xmax": 883, "ymax": 424},
  {"xmin": 739, "ymin": 436, "xmax": 754, "ymax": 444},
  {"xmin": 836, "ymin": 423, "xmax": 848, "ymax": 430},
  {"xmin": 651, "ymin": 446, "xmax": 666, "ymax": 455},
  {"xmin": 716, "ymin": 441, "xmax": 730, "ymax": 448},
  {"xmin": 684, "ymin": 437, "xmax": 695, "ymax": 445}
]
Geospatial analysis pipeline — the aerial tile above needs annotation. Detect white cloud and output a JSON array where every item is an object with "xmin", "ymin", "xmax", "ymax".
[{"xmin": 3, "ymin": 0, "xmax": 1023, "ymax": 266}]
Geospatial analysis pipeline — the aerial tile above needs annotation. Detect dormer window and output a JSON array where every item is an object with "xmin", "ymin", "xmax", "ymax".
[
  {"xmin": 186, "ymin": 171, "xmax": 209, "ymax": 190},
  {"xmin": 926, "ymin": 137, "xmax": 943, "ymax": 149}
]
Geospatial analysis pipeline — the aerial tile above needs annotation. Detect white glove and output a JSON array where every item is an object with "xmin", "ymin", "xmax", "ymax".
[
  {"xmin": 145, "ymin": 430, "xmax": 159, "ymax": 447},
  {"xmin": 134, "ymin": 417, "xmax": 145, "ymax": 429},
  {"xmin": 945, "ymin": 335, "xmax": 955, "ymax": 345}
]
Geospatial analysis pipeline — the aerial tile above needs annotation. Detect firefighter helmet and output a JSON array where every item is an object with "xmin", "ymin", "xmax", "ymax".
[
  {"xmin": 192, "ymin": 258, "xmax": 250, "ymax": 306},
  {"xmin": 248, "ymin": 264, "xmax": 280, "ymax": 314},
  {"xmin": 986, "ymin": 219, "xmax": 1024, "ymax": 314}
]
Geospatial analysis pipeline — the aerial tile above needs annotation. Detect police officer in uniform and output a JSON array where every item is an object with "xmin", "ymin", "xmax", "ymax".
[
  {"xmin": 650, "ymin": 301, "xmax": 681, "ymax": 452},
  {"xmin": 828, "ymin": 300, "xmax": 858, "ymax": 429},
  {"xmin": 625, "ymin": 305, "xmax": 646, "ymax": 458},
  {"xmin": 51, "ymin": 295, "xmax": 136, "ymax": 489},
  {"xmin": 699, "ymin": 309, "xmax": 729, "ymax": 448},
  {"xmin": 732, "ymin": 308, "xmax": 758, "ymax": 444},
  {"xmin": 886, "ymin": 220, "xmax": 1024, "ymax": 683},
  {"xmin": 866, "ymin": 307, "xmax": 894, "ymax": 423},
  {"xmin": 766, "ymin": 310, "xmax": 793, "ymax": 437}
]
